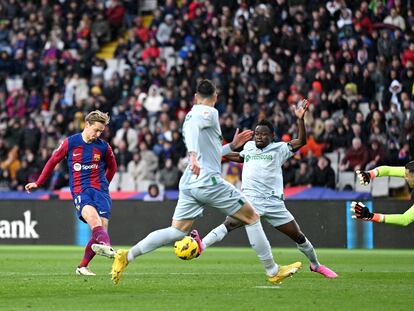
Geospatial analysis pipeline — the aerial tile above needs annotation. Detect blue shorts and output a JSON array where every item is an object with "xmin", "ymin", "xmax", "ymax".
[{"xmin": 72, "ymin": 188, "xmax": 112, "ymax": 223}]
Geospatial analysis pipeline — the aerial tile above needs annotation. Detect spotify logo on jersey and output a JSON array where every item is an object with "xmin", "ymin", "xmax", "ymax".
[{"xmin": 73, "ymin": 163, "xmax": 82, "ymax": 171}]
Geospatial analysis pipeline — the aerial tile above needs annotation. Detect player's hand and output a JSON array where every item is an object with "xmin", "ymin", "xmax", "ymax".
[
  {"xmin": 294, "ymin": 99, "xmax": 309, "ymax": 119},
  {"xmin": 230, "ymin": 128, "xmax": 253, "ymax": 150},
  {"xmin": 25, "ymin": 182, "xmax": 38, "ymax": 193},
  {"xmin": 350, "ymin": 201, "xmax": 373, "ymax": 221},
  {"xmin": 356, "ymin": 170, "xmax": 371, "ymax": 185},
  {"xmin": 189, "ymin": 152, "xmax": 201, "ymax": 177}
]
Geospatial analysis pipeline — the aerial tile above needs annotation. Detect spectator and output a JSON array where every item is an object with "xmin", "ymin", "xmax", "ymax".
[
  {"xmin": 113, "ymin": 120, "xmax": 138, "ymax": 153},
  {"xmin": 114, "ymin": 140, "xmax": 133, "ymax": 172},
  {"xmin": 311, "ymin": 156, "xmax": 336, "ymax": 189},
  {"xmin": 134, "ymin": 141, "xmax": 158, "ymax": 185},
  {"xmin": 143, "ymin": 183, "xmax": 164, "ymax": 202},
  {"xmin": 384, "ymin": 8, "xmax": 406, "ymax": 31},
  {"xmin": 365, "ymin": 140, "xmax": 385, "ymax": 170},
  {"xmin": 340, "ymin": 137, "xmax": 369, "ymax": 171},
  {"xmin": 294, "ymin": 161, "xmax": 313, "ymax": 187},
  {"xmin": 157, "ymin": 158, "xmax": 181, "ymax": 190}
]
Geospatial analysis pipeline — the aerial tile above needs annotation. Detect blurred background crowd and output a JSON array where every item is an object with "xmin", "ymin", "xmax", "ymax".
[{"xmin": 0, "ymin": 0, "xmax": 413, "ymax": 194}]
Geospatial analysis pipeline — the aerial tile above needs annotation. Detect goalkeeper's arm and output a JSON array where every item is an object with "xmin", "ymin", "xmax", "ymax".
[
  {"xmin": 351, "ymin": 201, "xmax": 414, "ymax": 227},
  {"xmin": 356, "ymin": 166, "xmax": 405, "ymax": 185}
]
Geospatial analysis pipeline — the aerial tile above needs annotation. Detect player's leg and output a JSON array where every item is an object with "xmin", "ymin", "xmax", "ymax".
[
  {"xmin": 275, "ymin": 220, "xmax": 320, "ymax": 266},
  {"xmin": 232, "ymin": 202, "xmax": 301, "ymax": 283},
  {"xmin": 111, "ymin": 219, "xmax": 192, "ymax": 284},
  {"xmin": 231, "ymin": 202, "xmax": 279, "ymax": 275},
  {"xmin": 201, "ymin": 216, "xmax": 243, "ymax": 249},
  {"xmin": 275, "ymin": 220, "xmax": 337, "ymax": 278},
  {"xmin": 111, "ymin": 189, "xmax": 202, "ymax": 284},
  {"xmin": 127, "ymin": 219, "xmax": 193, "ymax": 260}
]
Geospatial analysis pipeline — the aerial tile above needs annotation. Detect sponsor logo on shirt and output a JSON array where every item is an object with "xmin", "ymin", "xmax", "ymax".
[
  {"xmin": 73, "ymin": 163, "xmax": 98, "ymax": 171},
  {"xmin": 245, "ymin": 154, "xmax": 273, "ymax": 162}
]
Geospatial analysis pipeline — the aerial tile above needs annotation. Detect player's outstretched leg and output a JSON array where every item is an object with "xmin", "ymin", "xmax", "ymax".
[{"xmin": 112, "ymin": 226, "xmax": 188, "ymax": 284}]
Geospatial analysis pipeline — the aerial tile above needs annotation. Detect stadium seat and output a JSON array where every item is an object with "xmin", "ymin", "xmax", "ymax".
[
  {"xmin": 337, "ymin": 172, "xmax": 355, "ymax": 190},
  {"xmin": 354, "ymin": 178, "xmax": 371, "ymax": 193},
  {"xmin": 371, "ymin": 177, "xmax": 390, "ymax": 197},
  {"xmin": 389, "ymin": 177, "xmax": 406, "ymax": 189},
  {"xmin": 109, "ymin": 172, "xmax": 120, "ymax": 192},
  {"xmin": 119, "ymin": 172, "xmax": 136, "ymax": 191}
]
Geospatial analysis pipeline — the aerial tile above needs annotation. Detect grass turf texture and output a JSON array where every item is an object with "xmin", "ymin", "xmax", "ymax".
[{"xmin": 1, "ymin": 246, "xmax": 414, "ymax": 311}]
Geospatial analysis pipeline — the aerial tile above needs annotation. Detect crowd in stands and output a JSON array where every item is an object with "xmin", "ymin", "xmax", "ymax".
[{"xmin": 1, "ymin": 0, "xmax": 414, "ymax": 194}]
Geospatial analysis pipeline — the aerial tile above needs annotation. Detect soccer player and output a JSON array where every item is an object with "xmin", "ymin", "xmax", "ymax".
[
  {"xmin": 107, "ymin": 79, "xmax": 301, "ymax": 285},
  {"xmin": 193, "ymin": 100, "xmax": 338, "ymax": 278},
  {"xmin": 25, "ymin": 110, "xmax": 117, "ymax": 276},
  {"xmin": 351, "ymin": 163, "xmax": 414, "ymax": 225}
]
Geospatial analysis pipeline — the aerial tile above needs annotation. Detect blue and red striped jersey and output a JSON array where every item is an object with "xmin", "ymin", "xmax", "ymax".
[{"xmin": 36, "ymin": 133, "xmax": 117, "ymax": 195}]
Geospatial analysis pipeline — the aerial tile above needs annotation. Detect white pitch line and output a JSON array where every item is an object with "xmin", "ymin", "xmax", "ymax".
[
  {"xmin": 0, "ymin": 272, "xmax": 263, "ymax": 276},
  {"xmin": 254, "ymin": 286, "xmax": 281, "ymax": 289}
]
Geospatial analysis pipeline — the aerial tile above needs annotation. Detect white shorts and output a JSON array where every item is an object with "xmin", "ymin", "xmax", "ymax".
[
  {"xmin": 173, "ymin": 181, "xmax": 247, "ymax": 220},
  {"xmin": 246, "ymin": 195, "xmax": 294, "ymax": 227}
]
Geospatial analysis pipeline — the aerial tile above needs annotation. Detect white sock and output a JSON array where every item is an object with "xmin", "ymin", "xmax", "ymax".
[
  {"xmin": 202, "ymin": 224, "xmax": 228, "ymax": 248},
  {"xmin": 128, "ymin": 227, "xmax": 187, "ymax": 262},
  {"xmin": 245, "ymin": 220, "xmax": 278, "ymax": 276},
  {"xmin": 297, "ymin": 238, "xmax": 320, "ymax": 268}
]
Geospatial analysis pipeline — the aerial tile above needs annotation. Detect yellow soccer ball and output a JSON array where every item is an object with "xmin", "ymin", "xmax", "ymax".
[{"xmin": 174, "ymin": 236, "xmax": 199, "ymax": 260}]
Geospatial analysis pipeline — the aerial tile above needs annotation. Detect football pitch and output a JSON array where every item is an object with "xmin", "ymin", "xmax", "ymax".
[{"xmin": 1, "ymin": 246, "xmax": 414, "ymax": 311}]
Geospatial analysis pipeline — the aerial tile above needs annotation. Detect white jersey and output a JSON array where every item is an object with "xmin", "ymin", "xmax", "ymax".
[
  {"xmin": 179, "ymin": 104, "xmax": 223, "ymax": 189},
  {"xmin": 240, "ymin": 141, "xmax": 294, "ymax": 198}
]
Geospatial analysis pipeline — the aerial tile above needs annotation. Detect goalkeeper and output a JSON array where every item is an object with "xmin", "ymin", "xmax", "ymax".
[{"xmin": 351, "ymin": 162, "xmax": 414, "ymax": 226}]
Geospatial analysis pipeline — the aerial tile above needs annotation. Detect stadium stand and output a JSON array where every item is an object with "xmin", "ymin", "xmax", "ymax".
[{"xmin": 0, "ymin": 0, "xmax": 413, "ymax": 198}]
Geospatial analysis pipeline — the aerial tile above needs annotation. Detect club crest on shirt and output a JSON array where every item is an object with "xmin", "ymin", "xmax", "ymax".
[{"xmin": 93, "ymin": 154, "xmax": 101, "ymax": 162}]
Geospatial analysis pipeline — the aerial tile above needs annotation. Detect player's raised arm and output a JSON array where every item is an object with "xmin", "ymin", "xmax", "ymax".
[
  {"xmin": 105, "ymin": 143, "xmax": 117, "ymax": 182},
  {"xmin": 25, "ymin": 138, "xmax": 68, "ymax": 193},
  {"xmin": 222, "ymin": 128, "xmax": 253, "ymax": 162},
  {"xmin": 290, "ymin": 99, "xmax": 309, "ymax": 152}
]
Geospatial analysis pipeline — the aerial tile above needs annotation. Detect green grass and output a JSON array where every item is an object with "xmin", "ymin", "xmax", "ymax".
[{"xmin": 1, "ymin": 246, "xmax": 414, "ymax": 311}]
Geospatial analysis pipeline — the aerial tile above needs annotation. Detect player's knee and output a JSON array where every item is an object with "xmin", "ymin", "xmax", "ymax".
[
  {"xmin": 244, "ymin": 211, "xmax": 260, "ymax": 224},
  {"xmin": 224, "ymin": 217, "xmax": 243, "ymax": 232},
  {"xmin": 295, "ymin": 232, "xmax": 306, "ymax": 244}
]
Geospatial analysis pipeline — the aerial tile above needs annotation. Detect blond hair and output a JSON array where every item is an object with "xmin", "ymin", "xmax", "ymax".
[{"xmin": 85, "ymin": 110, "xmax": 110, "ymax": 125}]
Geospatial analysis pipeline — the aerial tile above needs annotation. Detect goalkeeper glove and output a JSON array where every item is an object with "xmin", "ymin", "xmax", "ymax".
[
  {"xmin": 350, "ymin": 201, "xmax": 384, "ymax": 223},
  {"xmin": 356, "ymin": 169, "xmax": 378, "ymax": 185}
]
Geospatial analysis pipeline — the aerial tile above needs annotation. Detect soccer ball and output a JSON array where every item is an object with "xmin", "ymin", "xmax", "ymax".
[{"xmin": 174, "ymin": 236, "xmax": 199, "ymax": 260}]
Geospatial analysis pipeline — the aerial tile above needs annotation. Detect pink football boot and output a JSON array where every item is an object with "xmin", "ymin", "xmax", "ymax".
[{"xmin": 310, "ymin": 264, "xmax": 338, "ymax": 278}]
